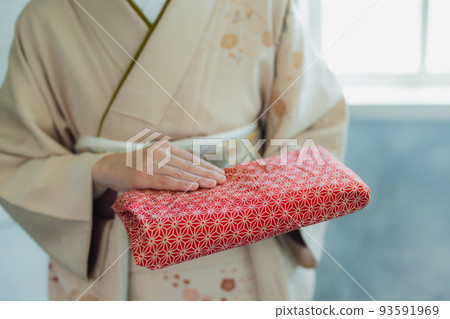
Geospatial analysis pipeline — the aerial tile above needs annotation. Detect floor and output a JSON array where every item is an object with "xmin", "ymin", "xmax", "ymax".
[{"xmin": 1, "ymin": 116, "xmax": 450, "ymax": 300}]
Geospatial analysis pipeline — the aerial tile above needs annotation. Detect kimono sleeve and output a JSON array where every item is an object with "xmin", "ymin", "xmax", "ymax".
[
  {"xmin": 0, "ymin": 9, "xmax": 108, "ymax": 280},
  {"xmin": 262, "ymin": 0, "xmax": 349, "ymax": 266}
]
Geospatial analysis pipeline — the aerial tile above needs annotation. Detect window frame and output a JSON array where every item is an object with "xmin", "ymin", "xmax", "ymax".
[{"xmin": 304, "ymin": 0, "xmax": 450, "ymax": 88}]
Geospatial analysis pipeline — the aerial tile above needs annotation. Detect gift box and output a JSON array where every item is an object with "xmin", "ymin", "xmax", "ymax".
[{"xmin": 112, "ymin": 147, "xmax": 370, "ymax": 270}]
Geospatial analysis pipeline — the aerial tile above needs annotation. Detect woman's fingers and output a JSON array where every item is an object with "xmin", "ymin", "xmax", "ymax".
[
  {"xmin": 166, "ymin": 154, "xmax": 226, "ymax": 184},
  {"xmin": 113, "ymin": 142, "xmax": 228, "ymax": 192},
  {"xmin": 93, "ymin": 141, "xmax": 228, "ymax": 193},
  {"xmin": 168, "ymin": 144, "xmax": 226, "ymax": 176},
  {"xmin": 138, "ymin": 173, "xmax": 199, "ymax": 192},
  {"xmin": 157, "ymin": 165, "xmax": 218, "ymax": 189}
]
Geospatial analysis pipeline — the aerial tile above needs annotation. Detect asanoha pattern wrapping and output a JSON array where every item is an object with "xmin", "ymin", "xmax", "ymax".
[{"xmin": 112, "ymin": 147, "xmax": 370, "ymax": 270}]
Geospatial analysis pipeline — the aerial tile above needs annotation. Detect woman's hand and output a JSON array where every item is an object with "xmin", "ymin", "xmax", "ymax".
[{"xmin": 92, "ymin": 142, "xmax": 226, "ymax": 195}]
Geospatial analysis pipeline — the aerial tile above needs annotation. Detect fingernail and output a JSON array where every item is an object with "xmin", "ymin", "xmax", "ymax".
[
  {"xmin": 202, "ymin": 179, "xmax": 217, "ymax": 188},
  {"xmin": 189, "ymin": 182, "xmax": 199, "ymax": 190},
  {"xmin": 216, "ymin": 174, "xmax": 226, "ymax": 183}
]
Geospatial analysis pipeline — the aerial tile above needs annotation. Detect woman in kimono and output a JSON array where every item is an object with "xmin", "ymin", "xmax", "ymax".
[{"xmin": 0, "ymin": 0, "xmax": 347, "ymax": 301}]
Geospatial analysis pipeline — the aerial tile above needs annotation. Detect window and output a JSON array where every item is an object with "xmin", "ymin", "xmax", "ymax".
[
  {"xmin": 426, "ymin": 0, "xmax": 450, "ymax": 74},
  {"xmin": 303, "ymin": 0, "xmax": 450, "ymax": 105}
]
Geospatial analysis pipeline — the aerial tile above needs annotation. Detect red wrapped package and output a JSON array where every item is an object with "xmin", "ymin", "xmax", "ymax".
[{"xmin": 112, "ymin": 147, "xmax": 370, "ymax": 270}]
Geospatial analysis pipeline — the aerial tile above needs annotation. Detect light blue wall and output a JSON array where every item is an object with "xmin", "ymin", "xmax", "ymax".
[
  {"xmin": 0, "ymin": 0, "xmax": 48, "ymax": 301},
  {"xmin": 0, "ymin": 1, "xmax": 29, "ymax": 223},
  {"xmin": 0, "ymin": 0, "xmax": 31, "ymax": 226},
  {"xmin": 0, "ymin": 0, "xmax": 30, "ymax": 82}
]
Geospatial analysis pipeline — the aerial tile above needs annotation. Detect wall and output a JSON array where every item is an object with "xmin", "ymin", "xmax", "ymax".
[{"xmin": 0, "ymin": 0, "xmax": 49, "ymax": 301}]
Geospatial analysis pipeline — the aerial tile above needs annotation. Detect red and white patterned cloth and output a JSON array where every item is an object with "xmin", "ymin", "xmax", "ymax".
[{"xmin": 112, "ymin": 147, "xmax": 370, "ymax": 270}]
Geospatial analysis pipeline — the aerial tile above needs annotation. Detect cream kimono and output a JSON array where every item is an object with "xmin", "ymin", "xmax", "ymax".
[{"xmin": 0, "ymin": 0, "xmax": 347, "ymax": 300}]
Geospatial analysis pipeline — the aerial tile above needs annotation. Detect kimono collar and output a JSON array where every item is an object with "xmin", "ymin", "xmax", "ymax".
[
  {"xmin": 72, "ymin": 0, "xmax": 216, "ymax": 139},
  {"xmin": 133, "ymin": 0, "xmax": 167, "ymax": 23}
]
